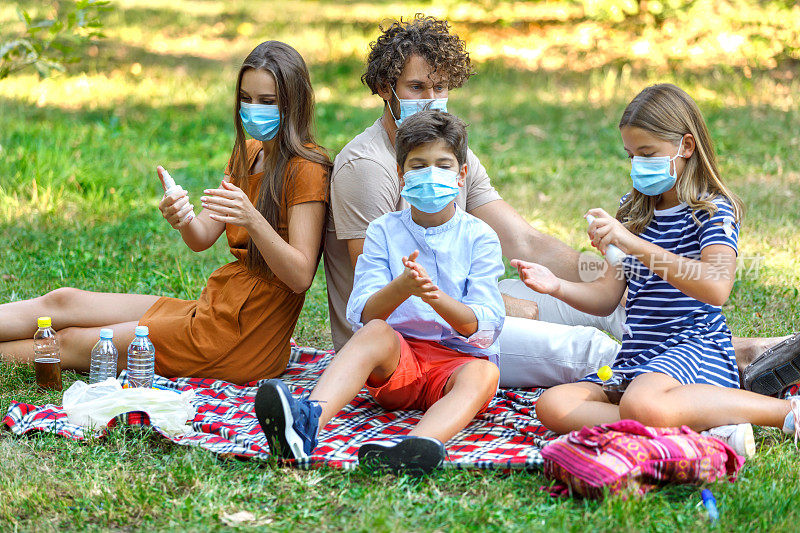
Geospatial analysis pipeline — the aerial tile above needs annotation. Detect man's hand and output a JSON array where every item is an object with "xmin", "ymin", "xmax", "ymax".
[
  {"xmin": 502, "ymin": 294, "xmax": 539, "ymax": 320},
  {"xmin": 397, "ymin": 250, "xmax": 440, "ymax": 301}
]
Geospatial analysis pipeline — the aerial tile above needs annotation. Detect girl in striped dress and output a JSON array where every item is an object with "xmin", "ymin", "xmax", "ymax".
[{"xmin": 511, "ymin": 84, "xmax": 799, "ymax": 450}]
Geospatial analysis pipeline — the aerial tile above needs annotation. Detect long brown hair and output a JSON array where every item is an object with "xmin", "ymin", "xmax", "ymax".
[
  {"xmin": 230, "ymin": 41, "xmax": 332, "ymax": 277},
  {"xmin": 616, "ymin": 83, "xmax": 744, "ymax": 234}
]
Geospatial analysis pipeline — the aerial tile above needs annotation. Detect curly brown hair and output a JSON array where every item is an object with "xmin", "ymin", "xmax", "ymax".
[{"xmin": 361, "ymin": 14, "xmax": 474, "ymax": 94}]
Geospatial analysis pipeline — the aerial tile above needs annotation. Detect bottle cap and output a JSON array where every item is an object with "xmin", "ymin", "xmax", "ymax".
[
  {"xmin": 597, "ymin": 365, "xmax": 613, "ymax": 382},
  {"xmin": 99, "ymin": 328, "xmax": 114, "ymax": 339},
  {"xmin": 162, "ymin": 169, "xmax": 177, "ymax": 191},
  {"xmin": 134, "ymin": 325, "xmax": 149, "ymax": 336},
  {"xmin": 37, "ymin": 316, "xmax": 52, "ymax": 328}
]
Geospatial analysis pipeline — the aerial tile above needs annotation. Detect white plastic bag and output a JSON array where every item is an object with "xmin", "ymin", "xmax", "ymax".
[{"xmin": 62, "ymin": 378, "xmax": 196, "ymax": 436}]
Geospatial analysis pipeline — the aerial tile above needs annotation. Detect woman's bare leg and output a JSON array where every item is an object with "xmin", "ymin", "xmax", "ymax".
[
  {"xmin": 536, "ymin": 381, "xmax": 620, "ymax": 434},
  {"xmin": 0, "ymin": 288, "xmax": 159, "ymax": 341},
  {"xmin": 0, "ymin": 320, "xmax": 140, "ymax": 372},
  {"xmin": 619, "ymin": 372, "xmax": 791, "ymax": 431}
]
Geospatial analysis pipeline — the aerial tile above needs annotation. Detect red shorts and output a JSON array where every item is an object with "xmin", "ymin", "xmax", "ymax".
[{"xmin": 366, "ymin": 332, "xmax": 494, "ymax": 414}]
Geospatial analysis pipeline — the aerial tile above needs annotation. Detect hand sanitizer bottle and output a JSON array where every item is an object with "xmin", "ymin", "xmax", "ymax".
[
  {"xmin": 161, "ymin": 167, "xmax": 194, "ymax": 222},
  {"xmin": 585, "ymin": 214, "xmax": 627, "ymax": 266}
]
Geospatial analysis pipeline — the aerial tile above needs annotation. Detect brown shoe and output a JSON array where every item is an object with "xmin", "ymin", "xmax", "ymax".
[{"xmin": 743, "ymin": 333, "xmax": 800, "ymax": 397}]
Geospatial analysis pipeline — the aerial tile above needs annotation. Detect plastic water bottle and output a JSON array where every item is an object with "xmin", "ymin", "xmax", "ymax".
[
  {"xmin": 33, "ymin": 316, "xmax": 62, "ymax": 391},
  {"xmin": 127, "ymin": 325, "xmax": 155, "ymax": 388},
  {"xmin": 89, "ymin": 328, "xmax": 118, "ymax": 384},
  {"xmin": 585, "ymin": 214, "xmax": 627, "ymax": 266}
]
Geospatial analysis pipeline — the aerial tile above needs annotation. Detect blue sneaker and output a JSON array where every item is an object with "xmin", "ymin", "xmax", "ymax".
[
  {"xmin": 783, "ymin": 396, "xmax": 800, "ymax": 446},
  {"xmin": 358, "ymin": 435, "xmax": 445, "ymax": 475},
  {"xmin": 255, "ymin": 379, "xmax": 321, "ymax": 460}
]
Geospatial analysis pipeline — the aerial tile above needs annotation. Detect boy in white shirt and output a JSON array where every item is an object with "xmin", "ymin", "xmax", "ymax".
[{"xmin": 255, "ymin": 110, "xmax": 505, "ymax": 474}]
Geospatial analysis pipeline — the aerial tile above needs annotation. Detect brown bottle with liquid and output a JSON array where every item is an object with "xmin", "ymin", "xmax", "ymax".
[{"xmin": 33, "ymin": 316, "xmax": 62, "ymax": 391}]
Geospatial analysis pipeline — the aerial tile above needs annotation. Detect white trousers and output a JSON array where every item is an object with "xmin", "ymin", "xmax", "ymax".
[{"xmin": 495, "ymin": 279, "xmax": 626, "ymax": 388}]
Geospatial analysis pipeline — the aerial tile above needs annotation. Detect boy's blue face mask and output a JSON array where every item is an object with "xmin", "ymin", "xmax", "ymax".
[
  {"xmin": 401, "ymin": 165, "xmax": 460, "ymax": 214},
  {"xmin": 239, "ymin": 102, "xmax": 281, "ymax": 141},
  {"xmin": 390, "ymin": 87, "xmax": 448, "ymax": 127},
  {"xmin": 630, "ymin": 138, "xmax": 685, "ymax": 196}
]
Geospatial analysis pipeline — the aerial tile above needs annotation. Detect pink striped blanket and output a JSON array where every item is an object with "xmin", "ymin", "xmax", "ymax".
[{"xmin": 542, "ymin": 419, "xmax": 744, "ymax": 498}]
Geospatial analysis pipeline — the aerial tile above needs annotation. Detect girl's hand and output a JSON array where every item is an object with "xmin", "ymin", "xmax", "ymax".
[
  {"xmin": 398, "ymin": 250, "xmax": 440, "ymax": 301},
  {"xmin": 510, "ymin": 259, "xmax": 562, "ymax": 295},
  {"xmin": 201, "ymin": 181, "xmax": 261, "ymax": 229},
  {"xmin": 586, "ymin": 208, "xmax": 639, "ymax": 256},
  {"xmin": 157, "ymin": 168, "xmax": 193, "ymax": 229}
]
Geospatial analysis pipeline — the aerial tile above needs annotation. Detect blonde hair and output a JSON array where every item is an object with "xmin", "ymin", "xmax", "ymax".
[{"xmin": 616, "ymin": 83, "xmax": 744, "ymax": 234}]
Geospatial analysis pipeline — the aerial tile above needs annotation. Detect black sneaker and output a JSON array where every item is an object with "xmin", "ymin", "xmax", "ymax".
[
  {"xmin": 743, "ymin": 333, "xmax": 800, "ymax": 397},
  {"xmin": 254, "ymin": 379, "xmax": 321, "ymax": 460},
  {"xmin": 358, "ymin": 436, "xmax": 445, "ymax": 475}
]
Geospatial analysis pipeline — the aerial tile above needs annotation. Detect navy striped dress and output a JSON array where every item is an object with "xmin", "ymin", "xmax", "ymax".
[{"xmin": 586, "ymin": 196, "xmax": 740, "ymax": 389}]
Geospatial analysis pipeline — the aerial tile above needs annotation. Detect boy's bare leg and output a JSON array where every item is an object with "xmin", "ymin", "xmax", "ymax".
[
  {"xmin": 0, "ymin": 288, "xmax": 159, "ymax": 342},
  {"xmin": 536, "ymin": 381, "xmax": 620, "ymax": 434},
  {"xmin": 0, "ymin": 321, "xmax": 140, "ymax": 371},
  {"xmin": 409, "ymin": 358, "xmax": 499, "ymax": 443},
  {"xmin": 309, "ymin": 319, "xmax": 402, "ymax": 427}
]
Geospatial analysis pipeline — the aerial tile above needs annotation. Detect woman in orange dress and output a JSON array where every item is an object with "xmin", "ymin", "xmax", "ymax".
[{"xmin": 0, "ymin": 41, "xmax": 331, "ymax": 384}]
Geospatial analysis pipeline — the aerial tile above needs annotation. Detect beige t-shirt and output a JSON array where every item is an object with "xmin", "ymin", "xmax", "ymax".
[{"xmin": 323, "ymin": 118, "xmax": 502, "ymax": 350}]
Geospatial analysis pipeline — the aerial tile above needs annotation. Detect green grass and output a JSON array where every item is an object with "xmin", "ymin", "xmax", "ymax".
[{"xmin": 2, "ymin": 1, "xmax": 800, "ymax": 530}]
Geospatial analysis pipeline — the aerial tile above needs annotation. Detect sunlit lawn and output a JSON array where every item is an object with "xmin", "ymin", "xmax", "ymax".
[{"xmin": 2, "ymin": 1, "xmax": 800, "ymax": 530}]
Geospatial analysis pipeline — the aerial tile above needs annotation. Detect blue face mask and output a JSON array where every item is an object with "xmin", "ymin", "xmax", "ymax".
[
  {"xmin": 390, "ymin": 87, "xmax": 448, "ymax": 127},
  {"xmin": 630, "ymin": 138, "xmax": 685, "ymax": 196},
  {"xmin": 239, "ymin": 102, "xmax": 281, "ymax": 141},
  {"xmin": 401, "ymin": 166, "xmax": 460, "ymax": 214}
]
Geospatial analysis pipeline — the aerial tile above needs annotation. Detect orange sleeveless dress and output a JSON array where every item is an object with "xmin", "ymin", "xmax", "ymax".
[{"xmin": 139, "ymin": 140, "xmax": 329, "ymax": 384}]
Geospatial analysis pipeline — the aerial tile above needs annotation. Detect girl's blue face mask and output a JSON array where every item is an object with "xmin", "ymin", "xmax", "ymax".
[
  {"xmin": 239, "ymin": 102, "xmax": 281, "ymax": 141},
  {"xmin": 630, "ymin": 138, "xmax": 685, "ymax": 196},
  {"xmin": 390, "ymin": 87, "xmax": 448, "ymax": 127},
  {"xmin": 401, "ymin": 166, "xmax": 460, "ymax": 214}
]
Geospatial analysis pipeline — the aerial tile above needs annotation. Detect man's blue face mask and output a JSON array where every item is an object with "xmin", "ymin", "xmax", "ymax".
[
  {"xmin": 239, "ymin": 102, "xmax": 281, "ymax": 141},
  {"xmin": 630, "ymin": 137, "xmax": 685, "ymax": 196},
  {"xmin": 400, "ymin": 165, "xmax": 460, "ymax": 214},
  {"xmin": 389, "ymin": 87, "xmax": 448, "ymax": 127}
]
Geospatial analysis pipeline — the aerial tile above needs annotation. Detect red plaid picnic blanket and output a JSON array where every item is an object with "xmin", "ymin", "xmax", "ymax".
[{"xmin": 3, "ymin": 346, "xmax": 553, "ymax": 470}]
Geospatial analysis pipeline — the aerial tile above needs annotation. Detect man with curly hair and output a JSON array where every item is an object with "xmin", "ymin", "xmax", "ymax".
[{"xmin": 323, "ymin": 14, "xmax": 797, "ymax": 390}]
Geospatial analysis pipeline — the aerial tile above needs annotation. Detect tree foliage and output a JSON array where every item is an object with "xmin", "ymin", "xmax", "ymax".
[{"xmin": 0, "ymin": 0, "xmax": 111, "ymax": 80}]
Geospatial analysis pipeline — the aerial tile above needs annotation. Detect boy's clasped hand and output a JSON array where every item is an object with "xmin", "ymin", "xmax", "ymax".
[{"xmin": 399, "ymin": 250, "xmax": 440, "ymax": 301}]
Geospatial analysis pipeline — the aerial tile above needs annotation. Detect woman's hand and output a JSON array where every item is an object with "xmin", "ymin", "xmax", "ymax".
[
  {"xmin": 157, "ymin": 168, "xmax": 194, "ymax": 229},
  {"xmin": 586, "ymin": 208, "xmax": 640, "ymax": 256},
  {"xmin": 510, "ymin": 259, "xmax": 562, "ymax": 295},
  {"xmin": 201, "ymin": 181, "xmax": 261, "ymax": 229}
]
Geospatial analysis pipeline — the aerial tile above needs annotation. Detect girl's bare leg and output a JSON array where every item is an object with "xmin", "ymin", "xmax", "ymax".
[
  {"xmin": 409, "ymin": 358, "xmax": 499, "ymax": 442},
  {"xmin": 619, "ymin": 372, "xmax": 791, "ymax": 431},
  {"xmin": 0, "ymin": 288, "xmax": 159, "ymax": 341},
  {"xmin": 536, "ymin": 381, "xmax": 620, "ymax": 434},
  {"xmin": 0, "ymin": 320, "xmax": 140, "ymax": 372},
  {"xmin": 309, "ymin": 319, "xmax": 402, "ymax": 427}
]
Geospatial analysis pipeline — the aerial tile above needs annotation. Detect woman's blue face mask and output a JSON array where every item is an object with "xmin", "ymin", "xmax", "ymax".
[
  {"xmin": 400, "ymin": 165, "xmax": 460, "ymax": 213},
  {"xmin": 630, "ymin": 138, "xmax": 685, "ymax": 196},
  {"xmin": 389, "ymin": 87, "xmax": 448, "ymax": 127},
  {"xmin": 239, "ymin": 102, "xmax": 281, "ymax": 141}
]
